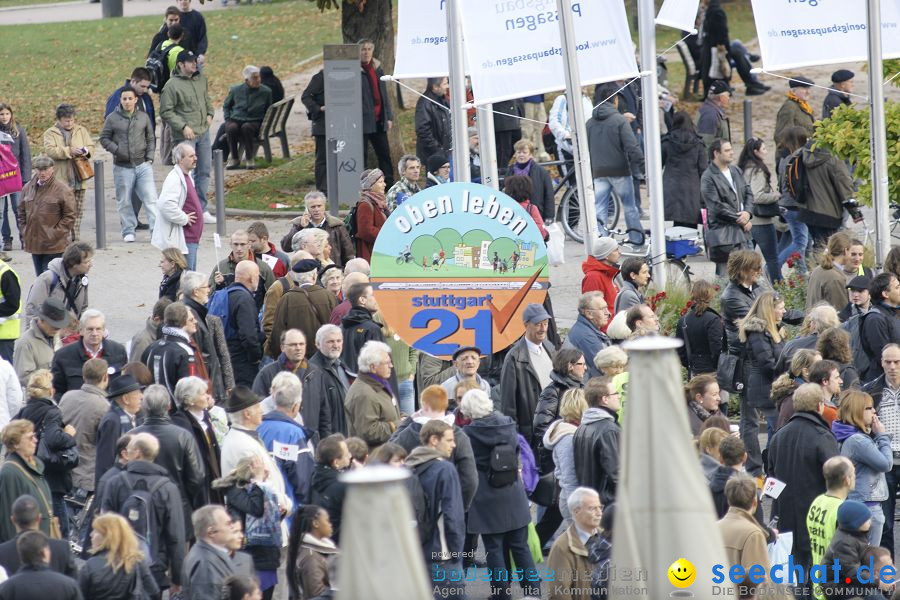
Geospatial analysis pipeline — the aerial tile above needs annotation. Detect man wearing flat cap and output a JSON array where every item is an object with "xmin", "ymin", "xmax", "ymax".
[
  {"xmin": 268, "ymin": 257, "xmax": 336, "ymax": 360},
  {"xmin": 823, "ymin": 69, "xmax": 854, "ymax": 120},
  {"xmin": 499, "ymin": 303, "xmax": 557, "ymax": 444},
  {"xmin": 774, "ymin": 76, "xmax": 816, "ymax": 166},
  {"xmin": 697, "ymin": 79, "xmax": 732, "ymax": 148},
  {"xmin": 440, "ymin": 346, "xmax": 491, "ymax": 407}
]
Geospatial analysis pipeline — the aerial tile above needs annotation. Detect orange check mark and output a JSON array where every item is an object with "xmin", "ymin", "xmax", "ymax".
[{"xmin": 488, "ymin": 268, "xmax": 544, "ymax": 334}]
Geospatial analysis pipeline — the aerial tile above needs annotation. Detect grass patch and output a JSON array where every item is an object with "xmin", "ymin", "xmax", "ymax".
[
  {"xmin": 1, "ymin": 0, "xmax": 340, "ymax": 139},
  {"xmin": 224, "ymin": 150, "xmax": 316, "ymax": 210}
]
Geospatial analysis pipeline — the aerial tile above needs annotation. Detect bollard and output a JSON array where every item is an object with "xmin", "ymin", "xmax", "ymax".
[
  {"xmin": 93, "ymin": 160, "xmax": 106, "ymax": 250},
  {"xmin": 743, "ymin": 99, "xmax": 753, "ymax": 142},
  {"xmin": 213, "ymin": 149, "xmax": 225, "ymax": 238},
  {"xmin": 100, "ymin": 0, "xmax": 122, "ymax": 18},
  {"xmin": 326, "ymin": 138, "xmax": 339, "ymax": 215}
]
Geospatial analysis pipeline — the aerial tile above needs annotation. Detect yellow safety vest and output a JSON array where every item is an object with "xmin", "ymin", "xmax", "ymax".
[{"xmin": 0, "ymin": 262, "xmax": 22, "ymax": 340}]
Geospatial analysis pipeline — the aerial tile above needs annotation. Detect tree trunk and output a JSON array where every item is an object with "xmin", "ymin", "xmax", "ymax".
[{"xmin": 342, "ymin": 0, "xmax": 405, "ymax": 179}]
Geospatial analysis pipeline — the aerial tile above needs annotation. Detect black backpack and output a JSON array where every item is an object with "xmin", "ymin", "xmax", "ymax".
[
  {"xmin": 405, "ymin": 462, "xmax": 436, "ymax": 545},
  {"xmin": 344, "ymin": 203, "xmax": 360, "ymax": 239},
  {"xmin": 118, "ymin": 474, "xmax": 167, "ymax": 559},
  {"xmin": 488, "ymin": 443, "xmax": 519, "ymax": 488},
  {"xmin": 146, "ymin": 41, "xmax": 178, "ymax": 93},
  {"xmin": 785, "ymin": 151, "xmax": 809, "ymax": 204}
]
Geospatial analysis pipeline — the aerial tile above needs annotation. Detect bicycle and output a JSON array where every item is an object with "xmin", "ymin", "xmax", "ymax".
[
  {"xmin": 497, "ymin": 160, "xmax": 623, "ymax": 243},
  {"xmin": 396, "ymin": 251, "xmax": 415, "ymax": 265},
  {"xmin": 859, "ymin": 203, "xmax": 900, "ymax": 247},
  {"xmin": 607, "ymin": 226, "xmax": 698, "ymax": 291}
]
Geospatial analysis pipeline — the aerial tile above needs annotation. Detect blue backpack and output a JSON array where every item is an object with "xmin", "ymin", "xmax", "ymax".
[{"xmin": 207, "ymin": 284, "xmax": 240, "ymax": 339}]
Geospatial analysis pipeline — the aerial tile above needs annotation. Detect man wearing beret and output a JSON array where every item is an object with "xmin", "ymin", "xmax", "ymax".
[
  {"xmin": 823, "ymin": 69, "xmax": 854, "ymax": 120},
  {"xmin": 267, "ymin": 258, "xmax": 336, "ymax": 360},
  {"xmin": 774, "ymin": 76, "xmax": 816, "ymax": 166}
]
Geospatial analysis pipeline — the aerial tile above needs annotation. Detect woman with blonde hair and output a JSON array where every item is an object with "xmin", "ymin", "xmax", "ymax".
[
  {"xmin": 158, "ymin": 247, "xmax": 187, "ymax": 302},
  {"xmin": 738, "ymin": 292, "xmax": 787, "ymax": 449},
  {"xmin": 806, "ymin": 232, "xmax": 853, "ymax": 311},
  {"xmin": 698, "ymin": 427, "xmax": 728, "ymax": 482},
  {"xmin": 542, "ymin": 388, "xmax": 588, "ymax": 525},
  {"xmin": 78, "ymin": 513, "xmax": 159, "ymax": 599},
  {"xmin": 832, "ymin": 390, "xmax": 892, "ymax": 545},
  {"xmin": 593, "ymin": 345, "xmax": 627, "ymax": 377}
]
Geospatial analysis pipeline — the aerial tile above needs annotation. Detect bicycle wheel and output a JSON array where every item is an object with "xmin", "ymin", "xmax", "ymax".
[
  {"xmin": 558, "ymin": 185, "xmax": 584, "ymax": 243},
  {"xmin": 661, "ymin": 258, "xmax": 691, "ymax": 291}
]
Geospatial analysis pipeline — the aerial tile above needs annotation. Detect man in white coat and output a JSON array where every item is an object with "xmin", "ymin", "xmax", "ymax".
[{"xmin": 151, "ymin": 142, "xmax": 203, "ymax": 270}]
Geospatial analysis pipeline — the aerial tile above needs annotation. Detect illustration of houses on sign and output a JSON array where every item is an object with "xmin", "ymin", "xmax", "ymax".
[{"xmin": 518, "ymin": 241, "xmax": 536, "ymax": 268}]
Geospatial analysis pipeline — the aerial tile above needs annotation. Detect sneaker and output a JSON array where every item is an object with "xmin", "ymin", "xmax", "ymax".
[
  {"xmin": 622, "ymin": 242, "xmax": 647, "ymax": 254},
  {"xmin": 135, "ymin": 222, "xmax": 149, "ymax": 231},
  {"xmin": 203, "ymin": 211, "xmax": 217, "ymax": 224},
  {"xmin": 226, "ymin": 159, "xmax": 241, "ymax": 170},
  {"xmin": 123, "ymin": 234, "xmax": 135, "ymax": 243},
  {"xmin": 244, "ymin": 159, "xmax": 256, "ymax": 170}
]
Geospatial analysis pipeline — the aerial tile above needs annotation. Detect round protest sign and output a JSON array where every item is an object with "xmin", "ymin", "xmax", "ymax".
[{"xmin": 371, "ymin": 182, "xmax": 549, "ymax": 359}]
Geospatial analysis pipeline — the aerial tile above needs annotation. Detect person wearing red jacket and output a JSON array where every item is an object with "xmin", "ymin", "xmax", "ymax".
[
  {"xmin": 354, "ymin": 169, "xmax": 387, "ymax": 263},
  {"xmin": 581, "ymin": 237, "xmax": 621, "ymax": 319}
]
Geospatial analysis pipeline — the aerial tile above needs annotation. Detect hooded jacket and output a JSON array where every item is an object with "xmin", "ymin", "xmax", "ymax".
[
  {"xmin": 742, "ymin": 316, "xmax": 784, "ymax": 410},
  {"xmin": 463, "ymin": 412, "xmax": 532, "ymax": 534},
  {"xmin": 572, "ymin": 407, "xmax": 620, "ymax": 505},
  {"xmin": 389, "ymin": 414, "xmax": 478, "ymax": 510},
  {"xmin": 542, "ymin": 419, "xmax": 578, "ymax": 521},
  {"xmin": 159, "ymin": 68, "xmax": 215, "ymax": 140},
  {"xmin": 798, "ymin": 146, "xmax": 855, "ymax": 230},
  {"xmin": 24, "ymin": 258, "xmax": 88, "ymax": 333},
  {"xmin": 581, "ymin": 256, "xmax": 619, "ymax": 312},
  {"xmin": 341, "ymin": 306, "xmax": 384, "ymax": 376},
  {"xmin": 99, "ymin": 105, "xmax": 155, "ymax": 167},
  {"xmin": 533, "ymin": 371, "xmax": 583, "ymax": 472},
  {"xmin": 294, "ymin": 533, "xmax": 339, "ymax": 599},
  {"xmin": 586, "ymin": 101, "xmax": 645, "ymax": 178},
  {"xmin": 832, "ymin": 419, "xmax": 892, "ymax": 503},
  {"xmin": 405, "ymin": 446, "xmax": 465, "ymax": 562},
  {"xmin": 807, "ymin": 263, "xmax": 851, "ymax": 311},
  {"xmin": 614, "ymin": 279, "xmax": 645, "ymax": 314},
  {"xmin": 310, "ymin": 464, "xmax": 347, "ymax": 543}
]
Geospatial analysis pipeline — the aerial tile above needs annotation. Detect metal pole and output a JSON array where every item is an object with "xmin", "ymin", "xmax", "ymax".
[
  {"xmin": 213, "ymin": 149, "xmax": 225, "ymax": 238},
  {"xmin": 446, "ymin": 0, "xmax": 471, "ymax": 182},
  {"xmin": 93, "ymin": 160, "xmax": 105, "ymax": 250},
  {"xmin": 556, "ymin": 0, "xmax": 598, "ymax": 258},
  {"xmin": 477, "ymin": 104, "xmax": 499, "ymax": 189},
  {"xmin": 867, "ymin": 0, "xmax": 890, "ymax": 266},
  {"xmin": 638, "ymin": 0, "xmax": 667, "ymax": 286},
  {"xmin": 743, "ymin": 99, "xmax": 753, "ymax": 142},
  {"xmin": 326, "ymin": 138, "xmax": 340, "ymax": 215}
]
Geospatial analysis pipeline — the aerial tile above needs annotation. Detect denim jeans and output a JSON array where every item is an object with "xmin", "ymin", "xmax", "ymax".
[
  {"xmin": 880, "ymin": 463, "xmax": 900, "ymax": 556},
  {"xmin": 868, "ymin": 503, "xmax": 886, "ymax": 547},
  {"xmin": 113, "ymin": 162, "xmax": 158, "ymax": 237},
  {"xmin": 777, "ymin": 209, "xmax": 810, "ymax": 274},
  {"xmin": 180, "ymin": 130, "xmax": 211, "ymax": 211},
  {"xmin": 52, "ymin": 492, "xmax": 70, "ymax": 539},
  {"xmin": 593, "ymin": 175, "xmax": 642, "ymax": 244},
  {"xmin": 398, "ymin": 379, "xmax": 415, "ymax": 416},
  {"xmin": 32, "ymin": 253, "xmax": 61, "ymax": 276},
  {"xmin": 186, "ymin": 242, "xmax": 199, "ymax": 271},
  {"xmin": 752, "ymin": 223, "xmax": 781, "ymax": 282},
  {"xmin": 2, "ymin": 193, "xmax": 19, "ymax": 242}
]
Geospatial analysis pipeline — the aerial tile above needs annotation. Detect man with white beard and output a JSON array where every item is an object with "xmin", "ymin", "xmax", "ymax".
[{"xmin": 301, "ymin": 324, "xmax": 352, "ymax": 442}]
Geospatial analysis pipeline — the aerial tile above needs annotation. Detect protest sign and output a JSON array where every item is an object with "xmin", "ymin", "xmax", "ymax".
[
  {"xmin": 371, "ymin": 182, "xmax": 549, "ymax": 359},
  {"xmin": 751, "ymin": 0, "xmax": 900, "ymax": 72}
]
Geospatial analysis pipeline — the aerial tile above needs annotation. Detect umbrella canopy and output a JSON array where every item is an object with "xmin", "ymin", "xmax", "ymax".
[{"xmin": 612, "ymin": 336, "xmax": 730, "ymax": 597}]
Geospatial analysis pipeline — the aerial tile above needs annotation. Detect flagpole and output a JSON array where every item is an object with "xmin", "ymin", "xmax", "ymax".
[
  {"xmin": 446, "ymin": 0, "xmax": 471, "ymax": 182},
  {"xmin": 556, "ymin": 0, "xmax": 598, "ymax": 257},
  {"xmin": 867, "ymin": 0, "xmax": 890, "ymax": 266},
  {"xmin": 638, "ymin": 0, "xmax": 667, "ymax": 286}
]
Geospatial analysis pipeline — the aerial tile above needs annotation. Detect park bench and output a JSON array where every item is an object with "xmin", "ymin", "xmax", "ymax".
[{"xmin": 255, "ymin": 97, "xmax": 294, "ymax": 163}]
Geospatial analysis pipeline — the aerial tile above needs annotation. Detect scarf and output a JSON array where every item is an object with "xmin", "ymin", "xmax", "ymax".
[
  {"xmin": 361, "ymin": 190, "xmax": 386, "ymax": 211},
  {"xmin": 190, "ymin": 336, "xmax": 210, "ymax": 383},
  {"xmin": 687, "ymin": 401, "xmax": 712, "ymax": 424},
  {"xmin": 787, "ymin": 91, "xmax": 814, "ymax": 117},
  {"xmin": 511, "ymin": 159, "xmax": 533, "ymax": 176}
]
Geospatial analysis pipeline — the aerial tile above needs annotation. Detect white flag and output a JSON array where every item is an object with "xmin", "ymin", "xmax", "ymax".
[
  {"xmin": 656, "ymin": 0, "xmax": 700, "ymax": 32},
  {"xmin": 393, "ymin": 0, "xmax": 453, "ymax": 78}
]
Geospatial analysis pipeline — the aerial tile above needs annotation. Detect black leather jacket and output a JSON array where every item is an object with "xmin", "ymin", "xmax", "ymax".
[
  {"xmin": 533, "ymin": 371, "xmax": 583, "ymax": 473},
  {"xmin": 572, "ymin": 407, "xmax": 621, "ymax": 505}
]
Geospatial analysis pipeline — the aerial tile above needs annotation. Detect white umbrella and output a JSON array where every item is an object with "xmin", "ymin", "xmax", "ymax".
[
  {"xmin": 337, "ymin": 466, "xmax": 432, "ymax": 600},
  {"xmin": 612, "ymin": 336, "xmax": 730, "ymax": 598}
]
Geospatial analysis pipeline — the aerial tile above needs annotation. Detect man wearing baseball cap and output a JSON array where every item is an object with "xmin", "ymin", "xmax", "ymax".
[
  {"xmin": 823, "ymin": 69, "xmax": 854, "ymax": 120},
  {"xmin": 499, "ymin": 303, "xmax": 556, "ymax": 445},
  {"xmin": 160, "ymin": 49, "xmax": 216, "ymax": 225},
  {"xmin": 774, "ymin": 75, "xmax": 816, "ymax": 165},
  {"xmin": 697, "ymin": 79, "xmax": 732, "ymax": 148},
  {"xmin": 839, "ymin": 275, "xmax": 871, "ymax": 323}
]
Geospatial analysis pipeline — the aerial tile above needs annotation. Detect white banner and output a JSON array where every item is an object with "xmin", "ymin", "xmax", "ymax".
[
  {"xmin": 655, "ymin": 0, "xmax": 700, "ymax": 32},
  {"xmin": 393, "ymin": 0, "xmax": 451, "ymax": 79},
  {"xmin": 459, "ymin": 0, "xmax": 639, "ymax": 105},
  {"xmin": 752, "ymin": 0, "xmax": 900, "ymax": 72}
]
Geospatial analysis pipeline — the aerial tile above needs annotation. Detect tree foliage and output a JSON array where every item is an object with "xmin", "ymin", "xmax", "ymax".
[{"xmin": 812, "ymin": 101, "xmax": 900, "ymax": 207}]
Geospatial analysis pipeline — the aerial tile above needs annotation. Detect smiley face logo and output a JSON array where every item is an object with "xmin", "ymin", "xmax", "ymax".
[{"xmin": 667, "ymin": 558, "xmax": 696, "ymax": 588}]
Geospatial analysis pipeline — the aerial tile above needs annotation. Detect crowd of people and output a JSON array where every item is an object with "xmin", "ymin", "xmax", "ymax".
[{"xmin": 0, "ymin": 0, "xmax": 897, "ymax": 599}]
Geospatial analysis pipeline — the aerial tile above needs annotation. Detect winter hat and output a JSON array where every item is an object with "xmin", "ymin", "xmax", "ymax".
[
  {"xmin": 224, "ymin": 385, "xmax": 261, "ymax": 413},
  {"xmin": 831, "ymin": 69, "xmax": 854, "ymax": 84},
  {"xmin": 591, "ymin": 236, "xmax": 619, "ymax": 260},
  {"xmin": 837, "ymin": 500, "xmax": 871, "ymax": 530},
  {"xmin": 789, "ymin": 76, "xmax": 814, "ymax": 89},
  {"xmin": 360, "ymin": 168, "xmax": 384, "ymax": 191},
  {"xmin": 427, "ymin": 152, "xmax": 450, "ymax": 174}
]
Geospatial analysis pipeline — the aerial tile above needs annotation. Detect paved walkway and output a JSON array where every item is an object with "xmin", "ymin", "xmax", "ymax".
[{"xmin": 0, "ymin": 0, "xmax": 227, "ymax": 25}]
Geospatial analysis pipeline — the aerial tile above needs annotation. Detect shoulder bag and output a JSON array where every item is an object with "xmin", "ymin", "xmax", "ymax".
[
  {"xmin": 73, "ymin": 156, "xmax": 94, "ymax": 182},
  {"xmin": 7, "ymin": 460, "xmax": 62, "ymax": 539}
]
